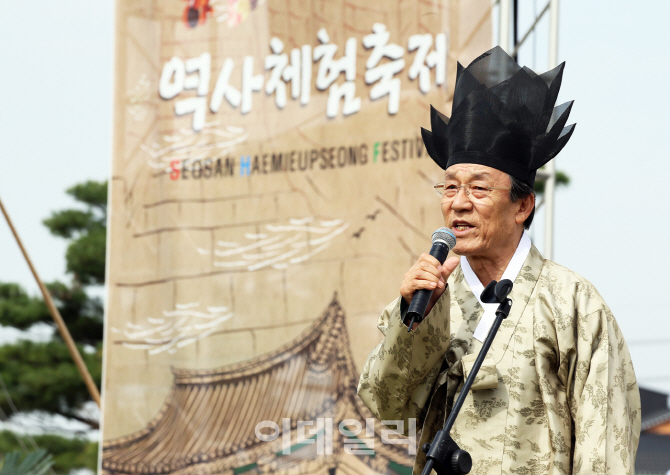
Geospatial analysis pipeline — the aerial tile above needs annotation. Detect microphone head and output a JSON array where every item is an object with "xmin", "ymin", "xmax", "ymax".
[{"xmin": 431, "ymin": 227, "xmax": 457, "ymax": 250}]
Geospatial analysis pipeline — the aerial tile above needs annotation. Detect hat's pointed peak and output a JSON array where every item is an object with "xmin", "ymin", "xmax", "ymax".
[
  {"xmin": 430, "ymin": 104, "xmax": 450, "ymax": 136},
  {"xmin": 456, "ymin": 62, "xmax": 464, "ymax": 82},
  {"xmin": 466, "ymin": 46, "xmax": 521, "ymax": 89},
  {"xmin": 539, "ymin": 62, "xmax": 565, "ymax": 87},
  {"xmin": 421, "ymin": 127, "xmax": 448, "ymax": 169},
  {"xmin": 546, "ymin": 101, "xmax": 573, "ymax": 133}
]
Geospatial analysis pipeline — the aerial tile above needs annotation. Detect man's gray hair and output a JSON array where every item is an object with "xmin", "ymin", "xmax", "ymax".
[{"xmin": 509, "ymin": 174, "xmax": 535, "ymax": 230}]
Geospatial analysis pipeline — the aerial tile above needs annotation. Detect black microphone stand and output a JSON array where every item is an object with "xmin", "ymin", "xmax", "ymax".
[{"xmin": 420, "ymin": 279, "xmax": 514, "ymax": 475}]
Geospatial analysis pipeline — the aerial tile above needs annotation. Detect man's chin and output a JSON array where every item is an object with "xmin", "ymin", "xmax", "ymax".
[
  {"xmin": 451, "ymin": 247, "xmax": 467, "ymax": 256},
  {"xmin": 451, "ymin": 242, "xmax": 482, "ymax": 257}
]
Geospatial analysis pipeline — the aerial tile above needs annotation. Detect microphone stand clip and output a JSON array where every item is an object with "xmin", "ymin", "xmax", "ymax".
[{"xmin": 420, "ymin": 279, "xmax": 514, "ymax": 475}]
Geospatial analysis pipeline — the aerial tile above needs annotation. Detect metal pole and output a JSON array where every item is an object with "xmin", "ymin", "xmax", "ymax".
[
  {"xmin": 512, "ymin": 0, "xmax": 519, "ymax": 61},
  {"xmin": 544, "ymin": 0, "xmax": 559, "ymax": 260},
  {"xmin": 510, "ymin": 1, "xmax": 551, "ymax": 59},
  {"xmin": 499, "ymin": 0, "xmax": 511, "ymax": 52},
  {"xmin": 0, "ymin": 196, "xmax": 101, "ymax": 407}
]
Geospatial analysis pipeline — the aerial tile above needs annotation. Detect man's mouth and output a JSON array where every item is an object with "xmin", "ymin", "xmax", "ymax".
[{"xmin": 452, "ymin": 222, "xmax": 474, "ymax": 232}]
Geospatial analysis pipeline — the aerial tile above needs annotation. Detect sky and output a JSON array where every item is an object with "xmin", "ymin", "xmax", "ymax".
[{"xmin": 1, "ymin": 0, "xmax": 669, "ymax": 402}]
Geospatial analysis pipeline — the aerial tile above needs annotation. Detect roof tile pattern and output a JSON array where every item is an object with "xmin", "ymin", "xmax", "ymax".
[{"xmin": 102, "ymin": 294, "xmax": 414, "ymax": 474}]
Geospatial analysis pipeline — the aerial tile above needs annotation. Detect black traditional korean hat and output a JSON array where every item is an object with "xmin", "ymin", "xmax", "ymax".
[{"xmin": 421, "ymin": 46, "xmax": 575, "ymax": 187}]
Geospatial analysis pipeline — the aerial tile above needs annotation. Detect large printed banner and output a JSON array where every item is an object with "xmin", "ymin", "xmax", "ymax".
[{"xmin": 101, "ymin": 1, "xmax": 490, "ymax": 474}]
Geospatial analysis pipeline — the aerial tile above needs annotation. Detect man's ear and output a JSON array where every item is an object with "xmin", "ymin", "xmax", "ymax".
[{"xmin": 515, "ymin": 193, "xmax": 535, "ymax": 225}]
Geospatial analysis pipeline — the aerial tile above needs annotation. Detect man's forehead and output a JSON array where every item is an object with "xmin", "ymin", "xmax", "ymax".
[{"xmin": 444, "ymin": 164, "xmax": 503, "ymax": 180}]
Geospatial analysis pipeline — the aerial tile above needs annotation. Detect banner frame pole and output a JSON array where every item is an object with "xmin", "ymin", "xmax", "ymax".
[{"xmin": 544, "ymin": 0, "xmax": 560, "ymax": 260}]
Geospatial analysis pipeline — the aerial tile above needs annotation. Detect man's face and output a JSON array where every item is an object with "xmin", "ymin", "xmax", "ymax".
[{"xmin": 440, "ymin": 164, "xmax": 524, "ymax": 257}]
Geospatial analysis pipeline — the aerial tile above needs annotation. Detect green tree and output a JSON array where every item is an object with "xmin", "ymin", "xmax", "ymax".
[
  {"xmin": 42, "ymin": 181, "xmax": 107, "ymax": 286},
  {"xmin": 0, "ymin": 432, "xmax": 95, "ymax": 474},
  {"xmin": 0, "ymin": 447, "xmax": 54, "ymax": 475},
  {"xmin": 533, "ymin": 170, "xmax": 571, "ymax": 196},
  {"xmin": 0, "ymin": 180, "xmax": 107, "ymax": 473}
]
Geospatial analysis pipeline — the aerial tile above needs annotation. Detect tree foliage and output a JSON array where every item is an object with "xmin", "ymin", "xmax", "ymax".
[
  {"xmin": 0, "ymin": 283, "xmax": 51, "ymax": 330},
  {"xmin": 0, "ymin": 431, "xmax": 96, "ymax": 474},
  {"xmin": 0, "ymin": 282, "xmax": 102, "ymax": 345},
  {"xmin": 0, "ymin": 341, "xmax": 101, "ymax": 428},
  {"xmin": 43, "ymin": 181, "xmax": 107, "ymax": 286},
  {"xmin": 0, "ymin": 448, "xmax": 53, "ymax": 475},
  {"xmin": 533, "ymin": 170, "xmax": 570, "ymax": 195}
]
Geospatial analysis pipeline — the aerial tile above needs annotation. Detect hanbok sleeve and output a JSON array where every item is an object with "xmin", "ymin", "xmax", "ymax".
[
  {"xmin": 357, "ymin": 290, "xmax": 451, "ymax": 434},
  {"xmin": 568, "ymin": 306, "xmax": 641, "ymax": 474}
]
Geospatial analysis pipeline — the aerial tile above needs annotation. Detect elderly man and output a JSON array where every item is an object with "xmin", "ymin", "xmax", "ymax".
[{"xmin": 357, "ymin": 47, "xmax": 640, "ymax": 475}]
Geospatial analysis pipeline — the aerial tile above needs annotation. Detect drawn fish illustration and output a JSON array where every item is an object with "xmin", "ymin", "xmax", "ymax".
[
  {"xmin": 112, "ymin": 302, "xmax": 232, "ymax": 355},
  {"xmin": 200, "ymin": 217, "xmax": 349, "ymax": 271}
]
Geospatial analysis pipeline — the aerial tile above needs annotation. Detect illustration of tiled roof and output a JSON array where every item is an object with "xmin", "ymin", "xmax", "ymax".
[{"xmin": 102, "ymin": 294, "xmax": 415, "ymax": 475}]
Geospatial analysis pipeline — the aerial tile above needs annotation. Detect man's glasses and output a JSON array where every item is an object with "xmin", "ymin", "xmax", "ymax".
[{"xmin": 434, "ymin": 183, "xmax": 512, "ymax": 201}]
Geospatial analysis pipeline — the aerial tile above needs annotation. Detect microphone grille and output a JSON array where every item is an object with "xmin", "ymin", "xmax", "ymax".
[{"xmin": 432, "ymin": 227, "xmax": 457, "ymax": 250}]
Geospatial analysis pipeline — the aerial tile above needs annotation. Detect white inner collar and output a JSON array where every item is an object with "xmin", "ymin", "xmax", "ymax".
[{"xmin": 460, "ymin": 231, "xmax": 532, "ymax": 342}]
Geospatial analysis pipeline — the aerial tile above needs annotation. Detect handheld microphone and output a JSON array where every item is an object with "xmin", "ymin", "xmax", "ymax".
[{"xmin": 406, "ymin": 228, "xmax": 457, "ymax": 331}]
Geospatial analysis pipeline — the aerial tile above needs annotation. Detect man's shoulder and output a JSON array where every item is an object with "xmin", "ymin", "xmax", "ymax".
[
  {"xmin": 526, "ymin": 244, "xmax": 599, "ymax": 293},
  {"xmin": 538, "ymin": 258, "xmax": 609, "ymax": 312},
  {"xmin": 542, "ymin": 258, "xmax": 590, "ymax": 283}
]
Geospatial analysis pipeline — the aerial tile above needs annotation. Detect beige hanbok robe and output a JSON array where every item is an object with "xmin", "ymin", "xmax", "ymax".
[{"xmin": 358, "ymin": 244, "xmax": 640, "ymax": 475}]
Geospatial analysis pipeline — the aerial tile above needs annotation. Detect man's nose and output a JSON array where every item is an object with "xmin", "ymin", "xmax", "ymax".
[{"xmin": 451, "ymin": 187, "xmax": 472, "ymax": 210}]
